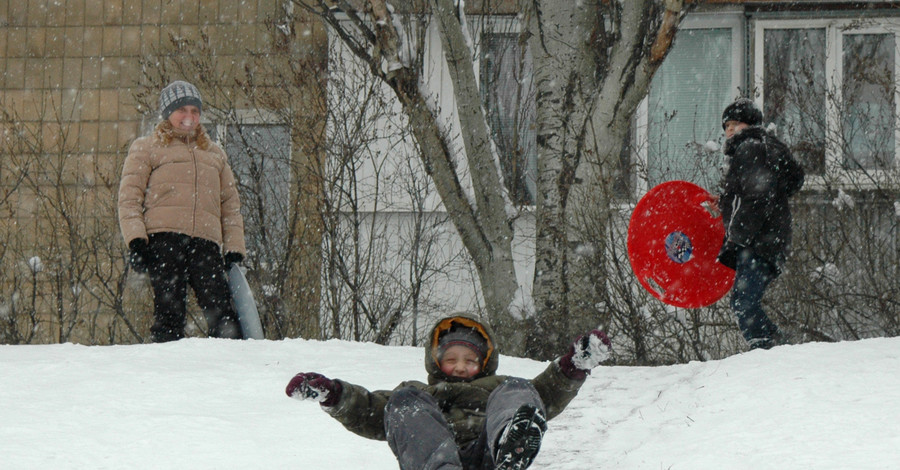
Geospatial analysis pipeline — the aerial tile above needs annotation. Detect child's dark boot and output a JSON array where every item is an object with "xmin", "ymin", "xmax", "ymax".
[{"xmin": 494, "ymin": 404, "xmax": 547, "ymax": 470}]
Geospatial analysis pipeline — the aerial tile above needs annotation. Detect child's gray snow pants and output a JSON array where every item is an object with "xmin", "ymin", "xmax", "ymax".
[{"xmin": 383, "ymin": 377, "xmax": 546, "ymax": 470}]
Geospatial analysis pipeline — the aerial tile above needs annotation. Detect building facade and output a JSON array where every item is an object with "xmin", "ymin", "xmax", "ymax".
[
  {"xmin": 0, "ymin": 1, "xmax": 327, "ymax": 344},
  {"xmin": 324, "ymin": 0, "xmax": 900, "ymax": 355}
]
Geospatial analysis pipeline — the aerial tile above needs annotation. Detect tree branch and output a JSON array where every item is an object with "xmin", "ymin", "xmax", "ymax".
[
  {"xmin": 366, "ymin": 0, "xmax": 403, "ymax": 75},
  {"xmin": 649, "ymin": 0, "xmax": 683, "ymax": 65}
]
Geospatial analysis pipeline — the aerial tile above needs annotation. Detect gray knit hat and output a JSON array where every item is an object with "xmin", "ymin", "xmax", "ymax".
[{"xmin": 158, "ymin": 81, "xmax": 202, "ymax": 119}]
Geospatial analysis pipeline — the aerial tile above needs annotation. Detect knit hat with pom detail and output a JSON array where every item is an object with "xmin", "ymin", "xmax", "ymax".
[{"xmin": 159, "ymin": 81, "xmax": 203, "ymax": 120}]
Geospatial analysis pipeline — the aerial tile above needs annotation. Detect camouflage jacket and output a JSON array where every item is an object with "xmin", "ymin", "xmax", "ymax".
[{"xmin": 322, "ymin": 316, "xmax": 586, "ymax": 446}]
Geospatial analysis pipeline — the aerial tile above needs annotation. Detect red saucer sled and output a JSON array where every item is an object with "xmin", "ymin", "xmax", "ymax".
[{"xmin": 627, "ymin": 181, "xmax": 735, "ymax": 308}]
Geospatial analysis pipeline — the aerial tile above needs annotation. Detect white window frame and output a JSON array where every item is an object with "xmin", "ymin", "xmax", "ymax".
[
  {"xmin": 633, "ymin": 12, "xmax": 745, "ymax": 197},
  {"xmin": 754, "ymin": 17, "xmax": 900, "ymax": 189}
]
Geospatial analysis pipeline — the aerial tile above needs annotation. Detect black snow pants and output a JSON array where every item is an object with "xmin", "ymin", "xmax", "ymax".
[{"xmin": 146, "ymin": 232, "xmax": 242, "ymax": 342}]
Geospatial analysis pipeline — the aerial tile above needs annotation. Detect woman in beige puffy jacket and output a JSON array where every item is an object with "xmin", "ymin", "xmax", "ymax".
[{"xmin": 118, "ymin": 80, "xmax": 247, "ymax": 342}]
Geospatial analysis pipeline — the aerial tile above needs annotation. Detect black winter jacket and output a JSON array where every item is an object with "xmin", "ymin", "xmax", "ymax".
[{"xmin": 718, "ymin": 126, "xmax": 805, "ymax": 273}]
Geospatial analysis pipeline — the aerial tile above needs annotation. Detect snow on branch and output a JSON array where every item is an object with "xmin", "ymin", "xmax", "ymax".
[
  {"xmin": 367, "ymin": 0, "xmax": 411, "ymax": 74},
  {"xmin": 455, "ymin": 0, "xmax": 476, "ymax": 58}
]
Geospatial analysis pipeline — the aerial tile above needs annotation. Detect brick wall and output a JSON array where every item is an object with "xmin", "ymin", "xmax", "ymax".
[{"xmin": 0, "ymin": 1, "xmax": 326, "ymax": 344}]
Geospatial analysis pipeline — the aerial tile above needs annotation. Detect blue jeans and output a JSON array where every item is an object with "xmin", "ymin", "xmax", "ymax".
[{"xmin": 731, "ymin": 250, "xmax": 779, "ymax": 349}]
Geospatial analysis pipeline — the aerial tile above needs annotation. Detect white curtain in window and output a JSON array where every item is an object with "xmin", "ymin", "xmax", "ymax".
[
  {"xmin": 763, "ymin": 28, "xmax": 827, "ymax": 175},
  {"xmin": 647, "ymin": 28, "xmax": 733, "ymax": 190},
  {"xmin": 481, "ymin": 33, "xmax": 537, "ymax": 205},
  {"xmin": 842, "ymin": 33, "xmax": 895, "ymax": 171}
]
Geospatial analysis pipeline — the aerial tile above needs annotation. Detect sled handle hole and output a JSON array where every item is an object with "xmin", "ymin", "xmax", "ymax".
[
  {"xmin": 645, "ymin": 277, "xmax": 666, "ymax": 297},
  {"xmin": 700, "ymin": 200, "xmax": 720, "ymax": 219}
]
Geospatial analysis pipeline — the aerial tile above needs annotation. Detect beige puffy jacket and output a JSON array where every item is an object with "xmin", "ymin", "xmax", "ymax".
[{"xmin": 117, "ymin": 126, "xmax": 246, "ymax": 255}]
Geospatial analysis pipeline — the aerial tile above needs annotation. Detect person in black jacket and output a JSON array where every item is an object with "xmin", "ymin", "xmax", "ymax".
[{"xmin": 716, "ymin": 98, "xmax": 805, "ymax": 350}]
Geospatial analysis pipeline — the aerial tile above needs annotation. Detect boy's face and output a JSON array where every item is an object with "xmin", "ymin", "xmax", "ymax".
[
  {"xmin": 439, "ymin": 345, "xmax": 482, "ymax": 379},
  {"xmin": 724, "ymin": 120, "xmax": 749, "ymax": 139}
]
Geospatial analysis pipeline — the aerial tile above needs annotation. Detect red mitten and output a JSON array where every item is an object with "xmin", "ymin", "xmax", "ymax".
[
  {"xmin": 285, "ymin": 372, "xmax": 342, "ymax": 407},
  {"xmin": 557, "ymin": 330, "xmax": 612, "ymax": 380}
]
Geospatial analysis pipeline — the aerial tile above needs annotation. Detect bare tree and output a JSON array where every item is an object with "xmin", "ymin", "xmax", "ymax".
[
  {"xmin": 522, "ymin": 0, "xmax": 687, "ymax": 358},
  {"xmin": 136, "ymin": 24, "xmax": 463, "ymax": 345},
  {"xmin": 0, "ymin": 109, "xmax": 33, "ymax": 343},
  {"xmin": 767, "ymin": 30, "xmax": 900, "ymax": 342},
  {"xmin": 294, "ymin": 0, "xmax": 688, "ymax": 358},
  {"xmin": 0, "ymin": 94, "xmax": 143, "ymax": 344},
  {"xmin": 319, "ymin": 38, "xmax": 466, "ymax": 344}
]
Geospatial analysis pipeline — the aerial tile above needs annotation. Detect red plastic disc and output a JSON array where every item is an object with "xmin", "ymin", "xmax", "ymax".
[{"xmin": 627, "ymin": 181, "xmax": 735, "ymax": 308}]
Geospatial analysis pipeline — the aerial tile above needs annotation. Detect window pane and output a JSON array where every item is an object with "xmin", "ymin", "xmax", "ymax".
[
  {"xmin": 481, "ymin": 33, "xmax": 537, "ymax": 205},
  {"xmin": 842, "ymin": 33, "xmax": 895, "ymax": 171},
  {"xmin": 647, "ymin": 28, "xmax": 733, "ymax": 190},
  {"xmin": 224, "ymin": 125, "xmax": 292, "ymax": 265},
  {"xmin": 764, "ymin": 28, "xmax": 827, "ymax": 175}
]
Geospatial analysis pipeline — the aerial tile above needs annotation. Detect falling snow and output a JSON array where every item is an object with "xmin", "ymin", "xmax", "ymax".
[
  {"xmin": 27, "ymin": 256, "xmax": 43, "ymax": 274},
  {"xmin": 832, "ymin": 189, "xmax": 855, "ymax": 211}
]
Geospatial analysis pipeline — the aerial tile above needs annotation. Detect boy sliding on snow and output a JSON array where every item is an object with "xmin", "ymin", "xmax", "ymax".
[{"xmin": 285, "ymin": 315, "xmax": 611, "ymax": 470}]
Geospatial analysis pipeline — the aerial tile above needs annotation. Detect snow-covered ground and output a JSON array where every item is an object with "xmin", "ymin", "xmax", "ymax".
[{"xmin": 1, "ymin": 336, "xmax": 898, "ymax": 469}]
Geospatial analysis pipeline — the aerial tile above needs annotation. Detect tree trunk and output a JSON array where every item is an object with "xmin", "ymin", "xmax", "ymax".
[
  {"xmin": 304, "ymin": 0, "xmax": 685, "ymax": 358},
  {"xmin": 524, "ymin": 0, "xmax": 686, "ymax": 359},
  {"xmin": 429, "ymin": 0, "xmax": 520, "ymax": 333},
  {"xmin": 523, "ymin": 0, "xmax": 599, "ymax": 359},
  {"xmin": 307, "ymin": 0, "xmax": 522, "ymax": 339}
]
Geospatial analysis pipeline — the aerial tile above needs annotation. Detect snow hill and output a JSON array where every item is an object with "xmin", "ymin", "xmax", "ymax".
[{"xmin": 1, "ymin": 337, "xmax": 898, "ymax": 469}]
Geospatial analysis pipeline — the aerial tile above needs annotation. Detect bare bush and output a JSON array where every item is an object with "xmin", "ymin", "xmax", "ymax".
[{"xmin": 0, "ymin": 94, "xmax": 147, "ymax": 344}]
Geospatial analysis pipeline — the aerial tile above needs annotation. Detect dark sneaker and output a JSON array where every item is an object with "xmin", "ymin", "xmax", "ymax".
[
  {"xmin": 749, "ymin": 329, "xmax": 794, "ymax": 350},
  {"xmin": 771, "ymin": 329, "xmax": 795, "ymax": 346},
  {"xmin": 494, "ymin": 404, "xmax": 547, "ymax": 470},
  {"xmin": 748, "ymin": 337, "xmax": 775, "ymax": 350},
  {"xmin": 210, "ymin": 317, "xmax": 243, "ymax": 339}
]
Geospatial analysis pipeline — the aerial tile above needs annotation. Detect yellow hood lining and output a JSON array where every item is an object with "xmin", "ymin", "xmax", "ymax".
[{"xmin": 431, "ymin": 316, "xmax": 494, "ymax": 371}]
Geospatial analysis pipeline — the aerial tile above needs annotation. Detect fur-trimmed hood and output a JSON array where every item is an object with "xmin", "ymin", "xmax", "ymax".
[{"xmin": 425, "ymin": 316, "xmax": 498, "ymax": 384}]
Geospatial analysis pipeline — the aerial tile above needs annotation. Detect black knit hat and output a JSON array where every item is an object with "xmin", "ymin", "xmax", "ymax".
[
  {"xmin": 438, "ymin": 325, "xmax": 488, "ymax": 361},
  {"xmin": 159, "ymin": 81, "xmax": 203, "ymax": 120},
  {"xmin": 722, "ymin": 98, "xmax": 762, "ymax": 129}
]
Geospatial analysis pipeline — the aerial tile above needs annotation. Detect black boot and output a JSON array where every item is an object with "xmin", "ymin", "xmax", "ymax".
[
  {"xmin": 209, "ymin": 314, "xmax": 243, "ymax": 339},
  {"xmin": 494, "ymin": 404, "xmax": 547, "ymax": 470}
]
